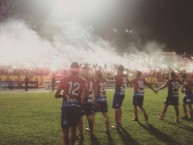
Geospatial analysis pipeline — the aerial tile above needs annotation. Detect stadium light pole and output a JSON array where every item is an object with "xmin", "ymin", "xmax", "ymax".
[
  {"xmin": 113, "ymin": 28, "xmax": 133, "ymax": 55},
  {"xmin": 125, "ymin": 28, "xmax": 133, "ymax": 53}
]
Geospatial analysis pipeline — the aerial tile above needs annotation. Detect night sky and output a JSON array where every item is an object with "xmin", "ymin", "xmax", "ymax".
[
  {"xmin": 1, "ymin": 0, "xmax": 193, "ymax": 54},
  {"xmin": 101, "ymin": 0, "xmax": 193, "ymax": 54},
  {"xmin": 135, "ymin": 0, "xmax": 193, "ymax": 55}
]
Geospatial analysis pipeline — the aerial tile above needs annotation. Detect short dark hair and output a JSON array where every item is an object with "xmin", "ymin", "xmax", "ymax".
[
  {"xmin": 82, "ymin": 66, "xmax": 89, "ymax": 70},
  {"xmin": 137, "ymin": 71, "xmax": 142, "ymax": 77},
  {"xmin": 71, "ymin": 62, "xmax": 80, "ymax": 69},
  {"xmin": 181, "ymin": 74, "xmax": 186, "ymax": 79},
  {"xmin": 96, "ymin": 70, "xmax": 102, "ymax": 77},
  {"xmin": 171, "ymin": 72, "xmax": 176, "ymax": 78},
  {"xmin": 118, "ymin": 65, "xmax": 124, "ymax": 71}
]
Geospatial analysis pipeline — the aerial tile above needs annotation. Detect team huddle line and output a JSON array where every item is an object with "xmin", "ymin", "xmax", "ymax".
[{"xmin": 55, "ymin": 62, "xmax": 193, "ymax": 145}]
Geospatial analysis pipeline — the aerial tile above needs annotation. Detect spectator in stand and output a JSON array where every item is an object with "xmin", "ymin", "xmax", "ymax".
[
  {"xmin": 24, "ymin": 75, "xmax": 29, "ymax": 91},
  {"xmin": 51, "ymin": 73, "xmax": 56, "ymax": 92}
]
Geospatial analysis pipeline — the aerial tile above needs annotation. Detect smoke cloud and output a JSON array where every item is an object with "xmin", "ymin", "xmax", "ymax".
[{"xmin": 0, "ymin": 0, "xmax": 187, "ymax": 73}]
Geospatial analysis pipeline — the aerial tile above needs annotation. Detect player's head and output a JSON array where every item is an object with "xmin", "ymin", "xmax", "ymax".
[
  {"xmin": 95, "ymin": 70, "xmax": 102, "ymax": 79},
  {"xmin": 81, "ymin": 66, "xmax": 89, "ymax": 77},
  {"xmin": 136, "ymin": 71, "xmax": 142, "ymax": 78},
  {"xmin": 181, "ymin": 73, "xmax": 186, "ymax": 79},
  {"xmin": 70, "ymin": 62, "xmax": 80, "ymax": 75},
  {"xmin": 171, "ymin": 72, "xmax": 176, "ymax": 78},
  {"xmin": 117, "ymin": 65, "xmax": 124, "ymax": 75}
]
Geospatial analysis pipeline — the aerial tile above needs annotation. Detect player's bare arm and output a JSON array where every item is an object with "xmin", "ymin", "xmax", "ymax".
[
  {"xmin": 130, "ymin": 79, "xmax": 134, "ymax": 87},
  {"xmin": 157, "ymin": 81, "xmax": 168, "ymax": 92},
  {"xmin": 93, "ymin": 84, "xmax": 97, "ymax": 102},
  {"xmin": 144, "ymin": 79, "xmax": 157, "ymax": 93},
  {"xmin": 127, "ymin": 79, "xmax": 132, "ymax": 87},
  {"xmin": 93, "ymin": 80, "xmax": 99, "ymax": 104},
  {"xmin": 80, "ymin": 88, "xmax": 86, "ymax": 103},
  {"xmin": 55, "ymin": 82, "xmax": 64, "ymax": 98},
  {"xmin": 181, "ymin": 85, "xmax": 185, "ymax": 93},
  {"xmin": 81, "ymin": 82, "xmax": 88, "ymax": 103}
]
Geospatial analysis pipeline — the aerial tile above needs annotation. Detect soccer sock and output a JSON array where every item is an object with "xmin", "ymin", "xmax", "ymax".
[
  {"xmin": 175, "ymin": 107, "xmax": 179, "ymax": 121},
  {"xmin": 119, "ymin": 110, "xmax": 122, "ymax": 125},
  {"xmin": 190, "ymin": 110, "xmax": 193, "ymax": 119},
  {"xmin": 134, "ymin": 106, "xmax": 138, "ymax": 119},
  {"xmin": 62, "ymin": 130, "xmax": 69, "ymax": 145},
  {"xmin": 115, "ymin": 110, "xmax": 119, "ymax": 126},
  {"xmin": 78, "ymin": 119, "xmax": 83, "ymax": 136},
  {"xmin": 161, "ymin": 105, "xmax": 168, "ymax": 119},
  {"xmin": 71, "ymin": 131, "xmax": 76, "ymax": 145},
  {"xmin": 183, "ymin": 104, "xmax": 188, "ymax": 117},
  {"xmin": 105, "ymin": 117, "xmax": 109, "ymax": 130},
  {"xmin": 88, "ymin": 119, "xmax": 94, "ymax": 136}
]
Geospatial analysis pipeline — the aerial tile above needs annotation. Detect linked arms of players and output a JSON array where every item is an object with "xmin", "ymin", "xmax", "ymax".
[
  {"xmin": 156, "ymin": 81, "xmax": 168, "ymax": 92},
  {"xmin": 144, "ymin": 79, "xmax": 157, "ymax": 94}
]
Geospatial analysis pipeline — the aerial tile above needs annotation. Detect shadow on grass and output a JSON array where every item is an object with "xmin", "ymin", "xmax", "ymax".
[
  {"xmin": 90, "ymin": 133, "xmax": 115, "ymax": 145},
  {"xmin": 90, "ymin": 137, "xmax": 101, "ymax": 145},
  {"xmin": 105, "ymin": 132, "xmax": 116, "ymax": 145},
  {"xmin": 117, "ymin": 126, "xmax": 141, "ymax": 145},
  {"xmin": 77, "ymin": 133, "xmax": 115, "ymax": 145},
  {"xmin": 77, "ymin": 136, "xmax": 101, "ymax": 145},
  {"xmin": 138, "ymin": 122, "xmax": 182, "ymax": 145},
  {"xmin": 163, "ymin": 120, "xmax": 193, "ymax": 132}
]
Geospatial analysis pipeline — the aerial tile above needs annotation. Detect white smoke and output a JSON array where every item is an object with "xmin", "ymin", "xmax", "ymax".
[
  {"xmin": 0, "ymin": 20, "xmax": 58, "ymax": 67},
  {"xmin": 0, "ymin": 14, "xmax": 127, "ymax": 71},
  {"xmin": 0, "ymin": 18, "xmax": 180, "ymax": 72},
  {"xmin": 0, "ymin": 0, "xmax": 125, "ymax": 69},
  {"xmin": 0, "ymin": 0, "xmax": 187, "ymax": 73}
]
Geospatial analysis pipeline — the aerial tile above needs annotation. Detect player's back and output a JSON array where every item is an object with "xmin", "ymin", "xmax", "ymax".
[
  {"xmin": 61, "ymin": 75, "xmax": 86, "ymax": 106},
  {"xmin": 168, "ymin": 78, "xmax": 181, "ymax": 97},
  {"xmin": 85, "ymin": 76, "xmax": 94, "ymax": 95},
  {"xmin": 83, "ymin": 76, "xmax": 94, "ymax": 103},
  {"xmin": 132, "ymin": 78, "xmax": 145, "ymax": 91},
  {"xmin": 115, "ymin": 74, "xmax": 127, "ymax": 90},
  {"xmin": 131, "ymin": 78, "xmax": 146, "ymax": 97},
  {"xmin": 183, "ymin": 78, "xmax": 193, "ymax": 94},
  {"xmin": 94, "ymin": 78, "xmax": 107, "ymax": 97}
]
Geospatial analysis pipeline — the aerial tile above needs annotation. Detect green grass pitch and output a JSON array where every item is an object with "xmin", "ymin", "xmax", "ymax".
[{"xmin": 0, "ymin": 88, "xmax": 193, "ymax": 145}]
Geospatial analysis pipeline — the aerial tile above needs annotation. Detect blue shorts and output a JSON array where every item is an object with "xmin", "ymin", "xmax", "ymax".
[
  {"xmin": 165, "ymin": 97, "xmax": 179, "ymax": 106},
  {"xmin": 183, "ymin": 93, "xmax": 193, "ymax": 104},
  {"xmin": 61, "ymin": 107, "xmax": 81, "ymax": 129},
  {"xmin": 94, "ymin": 101, "xmax": 108, "ymax": 113},
  {"xmin": 112, "ymin": 93, "xmax": 125, "ymax": 109},
  {"xmin": 133, "ymin": 95, "xmax": 144, "ymax": 107},
  {"xmin": 183, "ymin": 96, "xmax": 187, "ymax": 104},
  {"xmin": 81, "ymin": 103, "xmax": 94, "ymax": 116}
]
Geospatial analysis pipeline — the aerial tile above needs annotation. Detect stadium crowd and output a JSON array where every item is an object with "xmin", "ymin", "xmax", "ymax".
[
  {"xmin": 0, "ymin": 66, "xmax": 49, "ymax": 75},
  {"xmin": 0, "ymin": 62, "xmax": 192, "ymax": 84}
]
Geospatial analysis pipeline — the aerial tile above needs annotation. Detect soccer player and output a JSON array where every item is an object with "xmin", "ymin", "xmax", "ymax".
[
  {"xmin": 112, "ymin": 65, "xmax": 128, "ymax": 129},
  {"xmin": 131, "ymin": 71, "xmax": 157, "ymax": 122},
  {"xmin": 55, "ymin": 62, "xmax": 87, "ymax": 145},
  {"xmin": 77, "ymin": 66, "xmax": 95, "ymax": 140},
  {"xmin": 157, "ymin": 72, "xmax": 183, "ymax": 123},
  {"xmin": 93, "ymin": 70, "xmax": 110, "ymax": 133},
  {"xmin": 181, "ymin": 74, "xmax": 193, "ymax": 121}
]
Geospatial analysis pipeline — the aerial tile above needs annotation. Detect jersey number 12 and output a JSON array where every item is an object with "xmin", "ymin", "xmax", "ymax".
[{"xmin": 68, "ymin": 82, "xmax": 80, "ymax": 96}]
